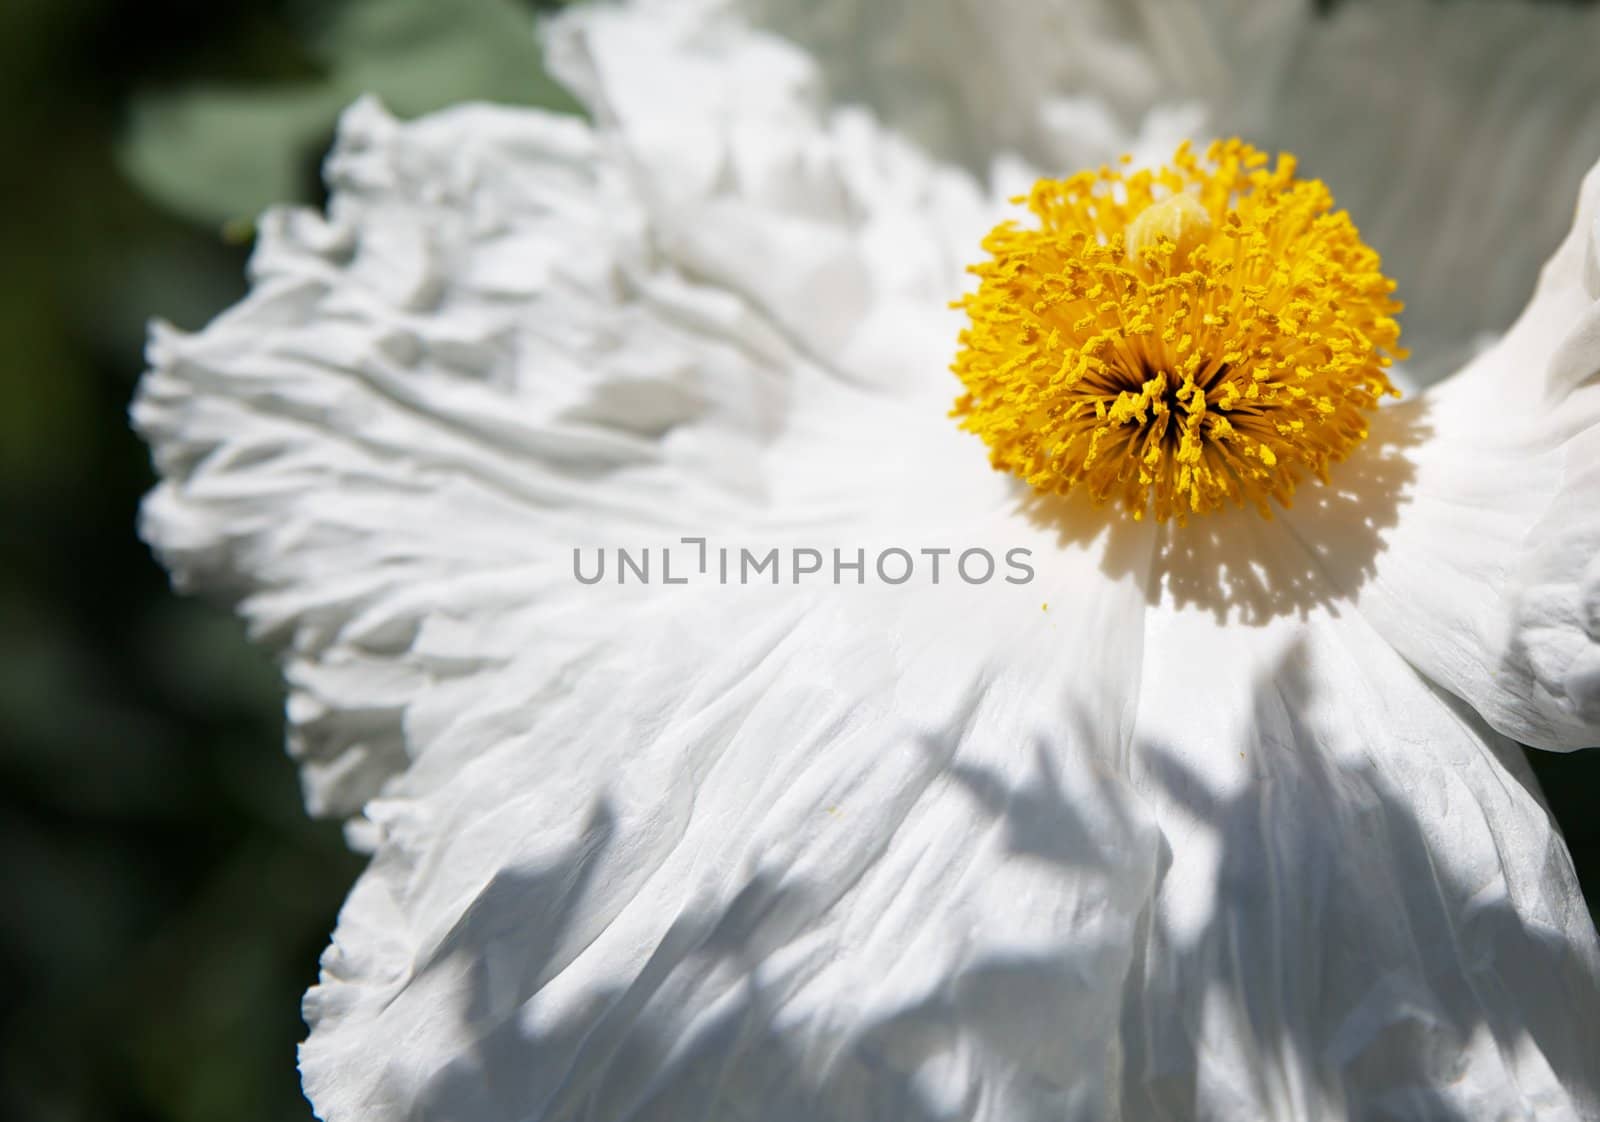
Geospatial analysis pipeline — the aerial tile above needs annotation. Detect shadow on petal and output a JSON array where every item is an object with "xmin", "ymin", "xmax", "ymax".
[
  {"xmin": 1019, "ymin": 400, "xmax": 1432, "ymax": 626},
  {"xmin": 939, "ymin": 738, "xmax": 1140, "ymax": 873},
  {"xmin": 337, "ymin": 617, "xmax": 1599, "ymax": 1121},
  {"xmin": 1126, "ymin": 639, "xmax": 1600, "ymax": 1119}
]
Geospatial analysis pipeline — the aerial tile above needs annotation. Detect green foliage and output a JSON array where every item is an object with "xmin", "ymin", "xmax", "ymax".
[{"xmin": 120, "ymin": 0, "xmax": 583, "ymax": 226}]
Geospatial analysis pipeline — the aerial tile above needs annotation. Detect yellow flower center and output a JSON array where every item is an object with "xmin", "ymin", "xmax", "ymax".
[{"xmin": 951, "ymin": 139, "xmax": 1406, "ymax": 523}]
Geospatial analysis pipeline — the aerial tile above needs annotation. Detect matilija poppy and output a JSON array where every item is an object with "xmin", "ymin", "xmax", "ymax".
[{"xmin": 134, "ymin": 0, "xmax": 1600, "ymax": 1118}]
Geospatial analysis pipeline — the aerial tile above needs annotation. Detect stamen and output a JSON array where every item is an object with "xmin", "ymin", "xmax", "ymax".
[{"xmin": 950, "ymin": 139, "xmax": 1406, "ymax": 523}]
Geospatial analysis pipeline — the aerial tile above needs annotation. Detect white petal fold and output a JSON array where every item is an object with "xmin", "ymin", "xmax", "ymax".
[
  {"xmin": 543, "ymin": 0, "xmax": 1000, "ymax": 401},
  {"xmin": 1318, "ymin": 160, "xmax": 1600, "ymax": 751}
]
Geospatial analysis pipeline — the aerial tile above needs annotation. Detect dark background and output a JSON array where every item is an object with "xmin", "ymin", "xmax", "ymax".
[{"xmin": 0, "ymin": 1, "xmax": 1595, "ymax": 1120}]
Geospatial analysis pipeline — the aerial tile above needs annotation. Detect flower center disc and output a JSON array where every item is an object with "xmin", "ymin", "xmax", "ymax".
[{"xmin": 951, "ymin": 139, "xmax": 1406, "ymax": 523}]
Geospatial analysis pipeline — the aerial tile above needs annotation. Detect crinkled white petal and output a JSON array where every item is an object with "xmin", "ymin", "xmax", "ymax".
[
  {"xmin": 302, "ymin": 551, "xmax": 1169, "ymax": 1120},
  {"xmin": 303, "ymin": 561, "xmax": 1600, "ymax": 1119},
  {"xmin": 1305, "ymin": 160, "xmax": 1600, "ymax": 752},
  {"xmin": 135, "ymin": 98, "xmax": 813, "ymax": 821},
  {"xmin": 1228, "ymin": 0, "xmax": 1600, "ymax": 380},
  {"xmin": 542, "ymin": 0, "xmax": 1003, "ymax": 404},
  {"xmin": 133, "ymin": 2, "xmax": 1600, "ymax": 1119}
]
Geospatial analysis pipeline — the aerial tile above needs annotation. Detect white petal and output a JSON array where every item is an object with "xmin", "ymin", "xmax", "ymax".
[
  {"xmin": 1258, "ymin": 0, "xmax": 1600, "ymax": 379},
  {"xmin": 301, "ymin": 533, "xmax": 1167, "ymax": 1118},
  {"xmin": 544, "ymin": 1, "xmax": 1000, "ymax": 400},
  {"xmin": 1125, "ymin": 511, "xmax": 1600, "ymax": 1118},
  {"xmin": 298, "ymin": 496, "xmax": 1600, "ymax": 1118},
  {"xmin": 1312, "ymin": 159, "xmax": 1600, "ymax": 750},
  {"xmin": 134, "ymin": 98, "xmax": 806, "ymax": 819}
]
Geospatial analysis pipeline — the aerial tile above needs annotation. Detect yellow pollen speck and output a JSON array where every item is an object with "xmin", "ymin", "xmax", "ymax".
[{"xmin": 950, "ymin": 138, "xmax": 1406, "ymax": 523}]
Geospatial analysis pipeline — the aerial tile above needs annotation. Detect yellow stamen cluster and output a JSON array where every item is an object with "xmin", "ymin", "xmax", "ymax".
[{"xmin": 951, "ymin": 139, "xmax": 1406, "ymax": 522}]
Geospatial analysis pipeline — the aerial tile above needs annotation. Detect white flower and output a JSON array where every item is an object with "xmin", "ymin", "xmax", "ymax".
[{"xmin": 134, "ymin": 0, "xmax": 1600, "ymax": 1119}]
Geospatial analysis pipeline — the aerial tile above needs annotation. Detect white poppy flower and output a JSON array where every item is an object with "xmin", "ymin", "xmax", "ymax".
[{"xmin": 134, "ymin": 0, "xmax": 1600, "ymax": 1119}]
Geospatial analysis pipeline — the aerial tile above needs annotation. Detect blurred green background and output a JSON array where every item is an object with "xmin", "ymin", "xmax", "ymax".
[
  {"xmin": 0, "ymin": 1, "xmax": 1595, "ymax": 1120},
  {"xmin": 0, "ymin": 2, "xmax": 575, "ymax": 1120}
]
